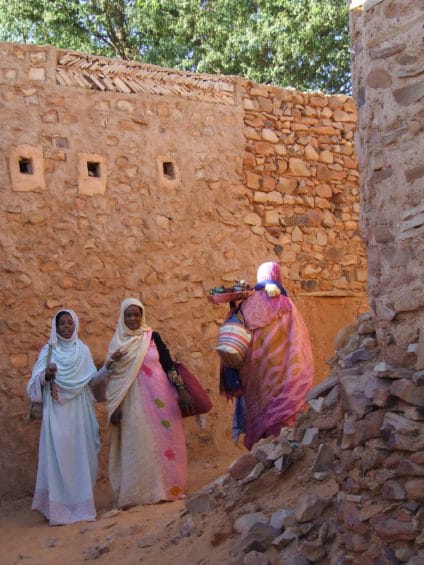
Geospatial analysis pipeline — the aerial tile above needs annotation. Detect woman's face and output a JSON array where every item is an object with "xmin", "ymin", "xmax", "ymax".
[
  {"xmin": 56, "ymin": 312, "xmax": 75, "ymax": 339},
  {"xmin": 124, "ymin": 305, "xmax": 143, "ymax": 330}
]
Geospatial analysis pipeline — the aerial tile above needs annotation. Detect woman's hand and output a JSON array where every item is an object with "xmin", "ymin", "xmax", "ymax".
[
  {"xmin": 110, "ymin": 406, "xmax": 122, "ymax": 425},
  {"xmin": 45, "ymin": 363, "xmax": 57, "ymax": 381},
  {"xmin": 106, "ymin": 350, "xmax": 124, "ymax": 370},
  {"xmin": 178, "ymin": 389, "xmax": 195, "ymax": 414}
]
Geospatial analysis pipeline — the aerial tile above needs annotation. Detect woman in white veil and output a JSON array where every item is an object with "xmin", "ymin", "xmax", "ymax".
[{"xmin": 27, "ymin": 309, "xmax": 116, "ymax": 525}]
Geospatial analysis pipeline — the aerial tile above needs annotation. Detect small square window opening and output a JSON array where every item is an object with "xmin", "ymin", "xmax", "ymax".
[
  {"xmin": 87, "ymin": 161, "xmax": 101, "ymax": 177},
  {"xmin": 19, "ymin": 157, "xmax": 34, "ymax": 175},
  {"xmin": 163, "ymin": 162, "xmax": 175, "ymax": 180}
]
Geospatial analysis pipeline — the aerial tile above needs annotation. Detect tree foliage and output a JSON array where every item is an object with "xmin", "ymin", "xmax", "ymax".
[{"xmin": 0, "ymin": 0, "xmax": 351, "ymax": 93}]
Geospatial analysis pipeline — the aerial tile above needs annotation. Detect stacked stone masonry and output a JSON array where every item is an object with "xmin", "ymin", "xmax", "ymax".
[
  {"xmin": 334, "ymin": 314, "xmax": 424, "ymax": 562},
  {"xmin": 0, "ymin": 41, "xmax": 367, "ymax": 498},
  {"xmin": 350, "ymin": 0, "xmax": 424, "ymax": 368},
  {"xmin": 333, "ymin": 0, "xmax": 424, "ymax": 561},
  {"xmin": 241, "ymin": 84, "xmax": 363, "ymax": 295}
]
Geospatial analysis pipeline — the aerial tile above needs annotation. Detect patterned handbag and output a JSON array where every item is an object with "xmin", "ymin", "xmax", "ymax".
[{"xmin": 216, "ymin": 307, "xmax": 252, "ymax": 369}]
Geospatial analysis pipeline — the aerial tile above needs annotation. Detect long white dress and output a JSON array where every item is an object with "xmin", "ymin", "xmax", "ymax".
[{"xmin": 27, "ymin": 310, "xmax": 108, "ymax": 526}]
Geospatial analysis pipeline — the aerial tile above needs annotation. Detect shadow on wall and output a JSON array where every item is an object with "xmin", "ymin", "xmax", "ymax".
[{"xmin": 297, "ymin": 294, "xmax": 369, "ymax": 384}]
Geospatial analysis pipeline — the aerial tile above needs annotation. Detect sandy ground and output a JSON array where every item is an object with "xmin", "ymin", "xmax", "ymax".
[
  {"xmin": 0, "ymin": 446, "xmax": 246, "ymax": 565},
  {"xmin": 0, "ymin": 435, "xmax": 338, "ymax": 565},
  {"xmin": 0, "ymin": 398, "xmax": 341, "ymax": 565}
]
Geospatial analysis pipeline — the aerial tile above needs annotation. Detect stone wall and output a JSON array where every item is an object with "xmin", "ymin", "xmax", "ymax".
[
  {"xmin": 241, "ymin": 83, "xmax": 363, "ymax": 294},
  {"xmin": 350, "ymin": 0, "xmax": 424, "ymax": 369},
  {"xmin": 0, "ymin": 41, "xmax": 366, "ymax": 498},
  {"xmin": 332, "ymin": 1, "xmax": 424, "ymax": 561},
  {"xmin": 336, "ymin": 338, "xmax": 424, "ymax": 562}
]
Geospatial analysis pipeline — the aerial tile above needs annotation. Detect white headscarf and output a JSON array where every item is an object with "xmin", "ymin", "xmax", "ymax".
[
  {"xmin": 256, "ymin": 261, "xmax": 284, "ymax": 297},
  {"xmin": 105, "ymin": 298, "xmax": 152, "ymax": 418},
  {"xmin": 48, "ymin": 309, "xmax": 79, "ymax": 347},
  {"xmin": 30, "ymin": 309, "xmax": 96, "ymax": 401}
]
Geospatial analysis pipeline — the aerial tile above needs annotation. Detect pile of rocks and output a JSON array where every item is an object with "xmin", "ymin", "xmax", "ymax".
[
  {"xmin": 310, "ymin": 309, "xmax": 424, "ymax": 562},
  {"xmin": 179, "ymin": 364, "xmax": 342, "ymax": 563},
  {"xmin": 331, "ymin": 314, "xmax": 424, "ymax": 563},
  {"xmin": 176, "ymin": 309, "xmax": 424, "ymax": 563}
]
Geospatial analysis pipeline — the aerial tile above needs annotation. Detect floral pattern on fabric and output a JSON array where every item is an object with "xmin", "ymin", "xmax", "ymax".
[
  {"xmin": 154, "ymin": 398, "xmax": 165, "ymax": 409},
  {"xmin": 169, "ymin": 485, "xmax": 183, "ymax": 497},
  {"xmin": 143, "ymin": 365, "xmax": 153, "ymax": 377}
]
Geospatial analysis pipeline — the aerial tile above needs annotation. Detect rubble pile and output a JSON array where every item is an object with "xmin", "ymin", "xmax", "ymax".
[
  {"xmin": 172, "ymin": 310, "xmax": 424, "ymax": 563},
  {"xmin": 158, "ymin": 340, "xmax": 344, "ymax": 564},
  {"xmin": 181, "ymin": 421, "xmax": 339, "ymax": 565},
  {"xmin": 331, "ymin": 313, "xmax": 424, "ymax": 563},
  {"xmin": 94, "ymin": 310, "xmax": 424, "ymax": 563}
]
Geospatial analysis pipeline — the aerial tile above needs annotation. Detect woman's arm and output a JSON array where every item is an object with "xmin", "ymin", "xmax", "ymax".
[
  {"xmin": 152, "ymin": 332, "xmax": 194, "ymax": 412},
  {"xmin": 90, "ymin": 349, "xmax": 124, "ymax": 386},
  {"xmin": 27, "ymin": 344, "xmax": 54, "ymax": 401},
  {"xmin": 152, "ymin": 332, "xmax": 174, "ymax": 373},
  {"xmin": 152, "ymin": 332, "xmax": 185, "ymax": 389},
  {"xmin": 89, "ymin": 364, "xmax": 111, "ymax": 387},
  {"xmin": 27, "ymin": 370, "xmax": 46, "ymax": 402}
]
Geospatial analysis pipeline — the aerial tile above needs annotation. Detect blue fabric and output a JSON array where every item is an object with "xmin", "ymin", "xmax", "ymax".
[
  {"xmin": 232, "ymin": 396, "xmax": 247, "ymax": 441},
  {"xmin": 226, "ymin": 312, "xmax": 243, "ymax": 324},
  {"xmin": 254, "ymin": 279, "xmax": 288, "ymax": 296},
  {"xmin": 221, "ymin": 366, "xmax": 243, "ymax": 394}
]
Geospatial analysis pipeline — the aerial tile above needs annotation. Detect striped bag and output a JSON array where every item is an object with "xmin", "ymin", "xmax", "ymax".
[{"xmin": 216, "ymin": 308, "xmax": 251, "ymax": 369}]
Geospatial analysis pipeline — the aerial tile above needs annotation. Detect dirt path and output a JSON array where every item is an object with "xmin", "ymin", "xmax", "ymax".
[{"xmin": 0, "ymin": 450, "xmax": 242, "ymax": 565}]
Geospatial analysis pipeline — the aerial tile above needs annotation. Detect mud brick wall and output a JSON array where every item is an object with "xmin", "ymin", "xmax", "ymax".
[{"xmin": 0, "ymin": 41, "xmax": 366, "ymax": 498}]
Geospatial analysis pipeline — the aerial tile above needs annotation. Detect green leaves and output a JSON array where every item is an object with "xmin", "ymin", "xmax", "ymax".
[{"xmin": 0, "ymin": 0, "xmax": 350, "ymax": 93}]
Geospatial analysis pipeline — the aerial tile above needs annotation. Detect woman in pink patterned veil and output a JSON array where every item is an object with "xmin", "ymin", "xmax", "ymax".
[
  {"xmin": 239, "ymin": 261, "xmax": 314, "ymax": 450},
  {"xmin": 105, "ymin": 298, "xmax": 192, "ymax": 509}
]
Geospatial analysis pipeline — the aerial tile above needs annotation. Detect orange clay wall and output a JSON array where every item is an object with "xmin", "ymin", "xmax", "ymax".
[{"xmin": 0, "ymin": 42, "xmax": 367, "ymax": 498}]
